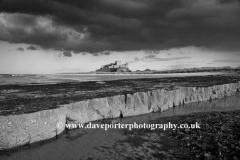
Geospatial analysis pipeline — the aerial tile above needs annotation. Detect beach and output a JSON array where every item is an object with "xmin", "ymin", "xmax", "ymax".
[
  {"xmin": 0, "ymin": 72, "xmax": 224, "ymax": 85},
  {"xmin": 1, "ymin": 74, "xmax": 240, "ymax": 159},
  {"xmin": 1, "ymin": 91, "xmax": 240, "ymax": 160}
]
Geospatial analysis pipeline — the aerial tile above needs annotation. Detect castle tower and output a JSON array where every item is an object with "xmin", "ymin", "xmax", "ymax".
[{"xmin": 116, "ymin": 61, "xmax": 121, "ymax": 66}]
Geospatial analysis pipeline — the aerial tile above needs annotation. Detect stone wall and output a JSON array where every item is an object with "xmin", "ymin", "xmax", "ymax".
[{"xmin": 0, "ymin": 82, "xmax": 240, "ymax": 150}]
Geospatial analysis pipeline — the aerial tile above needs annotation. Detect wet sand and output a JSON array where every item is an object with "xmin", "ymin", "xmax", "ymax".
[
  {"xmin": 1, "ymin": 74, "xmax": 240, "ymax": 116},
  {"xmin": 0, "ymin": 72, "xmax": 223, "ymax": 85}
]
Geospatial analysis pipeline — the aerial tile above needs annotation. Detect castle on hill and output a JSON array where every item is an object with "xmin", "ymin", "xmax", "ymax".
[
  {"xmin": 101, "ymin": 61, "xmax": 128, "ymax": 69},
  {"xmin": 96, "ymin": 61, "xmax": 131, "ymax": 72}
]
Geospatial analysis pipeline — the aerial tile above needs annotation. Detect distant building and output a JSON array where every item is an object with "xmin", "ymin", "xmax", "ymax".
[
  {"xmin": 97, "ymin": 60, "xmax": 130, "ymax": 72},
  {"xmin": 101, "ymin": 61, "xmax": 129, "ymax": 69}
]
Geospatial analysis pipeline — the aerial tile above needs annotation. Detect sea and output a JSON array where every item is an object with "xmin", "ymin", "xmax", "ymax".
[{"xmin": 0, "ymin": 72, "xmax": 223, "ymax": 85}]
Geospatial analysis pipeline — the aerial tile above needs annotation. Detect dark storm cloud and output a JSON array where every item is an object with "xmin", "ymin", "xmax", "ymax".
[
  {"xmin": 93, "ymin": 53, "xmax": 99, "ymax": 56},
  {"xmin": 145, "ymin": 50, "xmax": 160, "ymax": 55},
  {"xmin": 62, "ymin": 51, "xmax": 72, "ymax": 57},
  {"xmin": 145, "ymin": 55, "xmax": 157, "ymax": 59},
  {"xmin": 219, "ymin": 0, "xmax": 240, "ymax": 4},
  {"xmin": 101, "ymin": 51, "xmax": 111, "ymax": 55},
  {"xmin": 0, "ymin": 0, "xmax": 240, "ymax": 53},
  {"xmin": 27, "ymin": 45, "xmax": 37, "ymax": 50},
  {"xmin": 17, "ymin": 47, "xmax": 24, "ymax": 52}
]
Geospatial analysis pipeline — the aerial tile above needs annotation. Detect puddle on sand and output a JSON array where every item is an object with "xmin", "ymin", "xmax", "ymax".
[{"xmin": 1, "ymin": 92, "xmax": 240, "ymax": 160}]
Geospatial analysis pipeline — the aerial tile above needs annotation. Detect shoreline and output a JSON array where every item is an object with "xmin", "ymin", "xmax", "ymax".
[
  {"xmin": 1, "ymin": 96, "xmax": 240, "ymax": 159},
  {"xmin": 0, "ymin": 72, "xmax": 224, "ymax": 86},
  {"xmin": 0, "ymin": 107, "xmax": 240, "ymax": 159},
  {"xmin": 0, "ymin": 75, "xmax": 240, "ymax": 151},
  {"xmin": 1, "ymin": 75, "xmax": 240, "ymax": 116},
  {"xmin": 56, "ymin": 72, "xmax": 224, "ymax": 75}
]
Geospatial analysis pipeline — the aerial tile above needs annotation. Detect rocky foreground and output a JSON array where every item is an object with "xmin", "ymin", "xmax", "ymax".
[
  {"xmin": 164, "ymin": 110, "xmax": 240, "ymax": 159},
  {"xmin": 0, "ymin": 75, "xmax": 240, "ymax": 150}
]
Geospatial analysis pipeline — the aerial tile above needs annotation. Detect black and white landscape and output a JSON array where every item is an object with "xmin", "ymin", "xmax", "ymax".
[{"xmin": 0, "ymin": 0, "xmax": 240, "ymax": 160}]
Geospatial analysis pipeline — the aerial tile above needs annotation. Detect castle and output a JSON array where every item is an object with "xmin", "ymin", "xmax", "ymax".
[
  {"xmin": 96, "ymin": 60, "xmax": 130, "ymax": 72},
  {"xmin": 101, "ymin": 61, "xmax": 128, "ymax": 69}
]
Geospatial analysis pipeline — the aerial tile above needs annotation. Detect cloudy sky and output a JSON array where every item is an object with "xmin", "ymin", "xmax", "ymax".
[{"xmin": 0, "ymin": 0, "xmax": 240, "ymax": 74}]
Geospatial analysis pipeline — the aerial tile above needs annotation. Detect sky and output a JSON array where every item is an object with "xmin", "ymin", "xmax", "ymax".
[{"xmin": 0, "ymin": 0, "xmax": 240, "ymax": 74}]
